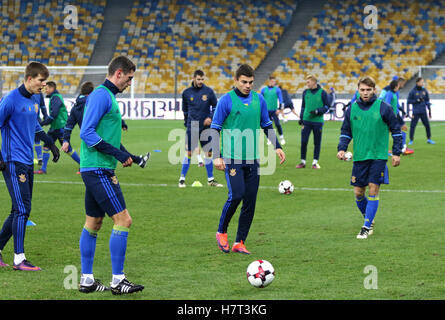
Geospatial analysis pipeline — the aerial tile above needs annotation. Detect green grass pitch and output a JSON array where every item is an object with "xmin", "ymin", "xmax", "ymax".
[{"xmin": 1, "ymin": 120, "xmax": 445, "ymax": 300}]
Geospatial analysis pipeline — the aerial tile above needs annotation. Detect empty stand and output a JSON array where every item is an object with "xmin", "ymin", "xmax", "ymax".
[{"xmin": 272, "ymin": 0, "xmax": 445, "ymax": 94}]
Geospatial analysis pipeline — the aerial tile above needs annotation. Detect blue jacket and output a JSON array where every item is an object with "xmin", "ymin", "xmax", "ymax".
[
  {"xmin": 280, "ymin": 87, "xmax": 293, "ymax": 107},
  {"xmin": 63, "ymin": 94, "xmax": 87, "ymax": 143},
  {"xmin": 0, "ymin": 85, "xmax": 52, "ymax": 164},
  {"xmin": 407, "ymin": 85, "xmax": 431, "ymax": 115},
  {"xmin": 182, "ymin": 83, "xmax": 217, "ymax": 127}
]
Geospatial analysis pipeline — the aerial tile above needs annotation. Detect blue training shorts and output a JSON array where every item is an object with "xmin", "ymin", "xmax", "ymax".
[
  {"xmin": 186, "ymin": 124, "xmax": 212, "ymax": 152},
  {"xmin": 351, "ymin": 159, "xmax": 389, "ymax": 187},
  {"xmin": 81, "ymin": 169, "xmax": 126, "ymax": 217}
]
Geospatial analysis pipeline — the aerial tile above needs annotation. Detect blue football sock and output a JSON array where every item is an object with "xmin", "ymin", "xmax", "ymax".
[
  {"xmin": 79, "ymin": 227, "xmax": 97, "ymax": 275},
  {"xmin": 41, "ymin": 148, "xmax": 50, "ymax": 172},
  {"xmin": 109, "ymin": 225, "xmax": 129, "ymax": 276},
  {"xmin": 402, "ymin": 131, "xmax": 407, "ymax": 147},
  {"xmin": 70, "ymin": 150, "xmax": 81, "ymax": 164},
  {"xmin": 180, "ymin": 156, "xmax": 191, "ymax": 178},
  {"xmin": 355, "ymin": 196, "xmax": 368, "ymax": 217},
  {"xmin": 364, "ymin": 195, "xmax": 379, "ymax": 229},
  {"xmin": 204, "ymin": 157, "xmax": 213, "ymax": 180},
  {"xmin": 34, "ymin": 143, "xmax": 42, "ymax": 161}
]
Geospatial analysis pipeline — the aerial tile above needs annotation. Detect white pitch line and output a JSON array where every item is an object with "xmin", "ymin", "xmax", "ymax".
[{"xmin": 1, "ymin": 180, "xmax": 444, "ymax": 194}]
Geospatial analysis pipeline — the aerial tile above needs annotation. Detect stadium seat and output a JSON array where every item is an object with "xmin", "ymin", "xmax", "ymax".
[
  {"xmin": 114, "ymin": 0, "xmax": 296, "ymax": 94},
  {"xmin": 0, "ymin": 0, "xmax": 105, "ymax": 94},
  {"xmin": 272, "ymin": 0, "xmax": 445, "ymax": 94}
]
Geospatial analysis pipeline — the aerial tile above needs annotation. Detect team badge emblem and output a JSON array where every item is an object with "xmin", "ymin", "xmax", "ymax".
[
  {"xmin": 34, "ymin": 104, "xmax": 39, "ymax": 113},
  {"xmin": 111, "ymin": 176, "xmax": 118, "ymax": 185},
  {"xmin": 190, "ymin": 96, "xmax": 194, "ymax": 101},
  {"xmin": 202, "ymin": 95, "xmax": 207, "ymax": 101},
  {"xmin": 19, "ymin": 174, "xmax": 26, "ymax": 183},
  {"xmin": 230, "ymin": 168, "xmax": 236, "ymax": 176}
]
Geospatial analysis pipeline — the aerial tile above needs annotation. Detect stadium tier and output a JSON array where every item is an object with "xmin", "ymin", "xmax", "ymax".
[
  {"xmin": 426, "ymin": 68, "xmax": 445, "ymax": 93},
  {"xmin": 114, "ymin": 0, "xmax": 296, "ymax": 94},
  {"xmin": 1, "ymin": 0, "xmax": 444, "ymax": 96},
  {"xmin": 272, "ymin": 0, "xmax": 445, "ymax": 94},
  {"xmin": 0, "ymin": 0, "xmax": 105, "ymax": 94}
]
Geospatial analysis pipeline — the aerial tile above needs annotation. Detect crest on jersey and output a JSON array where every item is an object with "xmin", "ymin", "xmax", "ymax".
[
  {"xmin": 34, "ymin": 104, "xmax": 39, "ymax": 113},
  {"xmin": 202, "ymin": 95, "xmax": 207, "ymax": 101},
  {"xmin": 230, "ymin": 168, "xmax": 237, "ymax": 176},
  {"xmin": 190, "ymin": 96, "xmax": 194, "ymax": 101},
  {"xmin": 111, "ymin": 176, "xmax": 118, "ymax": 185},
  {"xmin": 19, "ymin": 174, "xmax": 26, "ymax": 183}
]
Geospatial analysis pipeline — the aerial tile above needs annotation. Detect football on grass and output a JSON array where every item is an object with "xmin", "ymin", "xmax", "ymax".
[
  {"xmin": 278, "ymin": 180, "xmax": 294, "ymax": 194},
  {"xmin": 246, "ymin": 260, "xmax": 275, "ymax": 288}
]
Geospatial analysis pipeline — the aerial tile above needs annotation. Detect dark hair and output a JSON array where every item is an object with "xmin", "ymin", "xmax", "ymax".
[
  {"xmin": 269, "ymin": 76, "xmax": 276, "ymax": 80},
  {"xmin": 25, "ymin": 61, "xmax": 49, "ymax": 80},
  {"xmin": 389, "ymin": 79, "xmax": 398, "ymax": 91},
  {"xmin": 80, "ymin": 81, "xmax": 94, "ymax": 95},
  {"xmin": 193, "ymin": 70, "xmax": 204, "ymax": 78},
  {"xmin": 235, "ymin": 64, "xmax": 254, "ymax": 80},
  {"xmin": 108, "ymin": 55, "xmax": 136, "ymax": 76},
  {"xmin": 357, "ymin": 76, "xmax": 376, "ymax": 88},
  {"xmin": 46, "ymin": 81, "xmax": 57, "ymax": 89},
  {"xmin": 416, "ymin": 77, "xmax": 423, "ymax": 83}
]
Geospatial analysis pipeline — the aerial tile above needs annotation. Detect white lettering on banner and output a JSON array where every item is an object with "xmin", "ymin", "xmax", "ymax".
[
  {"xmin": 52, "ymin": 98, "xmax": 445, "ymax": 121},
  {"xmin": 285, "ymin": 99, "xmax": 445, "ymax": 121}
]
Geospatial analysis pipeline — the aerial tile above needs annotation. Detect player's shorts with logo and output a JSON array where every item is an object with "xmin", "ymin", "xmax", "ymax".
[
  {"xmin": 350, "ymin": 159, "xmax": 389, "ymax": 187},
  {"xmin": 81, "ymin": 169, "xmax": 126, "ymax": 217},
  {"xmin": 186, "ymin": 122, "xmax": 212, "ymax": 152}
]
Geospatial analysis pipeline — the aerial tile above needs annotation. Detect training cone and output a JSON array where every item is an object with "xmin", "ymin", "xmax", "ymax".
[{"xmin": 191, "ymin": 181, "xmax": 203, "ymax": 187}]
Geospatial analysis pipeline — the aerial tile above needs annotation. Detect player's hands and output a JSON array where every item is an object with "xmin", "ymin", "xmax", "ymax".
[
  {"xmin": 203, "ymin": 117, "xmax": 212, "ymax": 126},
  {"xmin": 276, "ymin": 148, "xmax": 285, "ymax": 164},
  {"xmin": 298, "ymin": 120, "xmax": 303, "ymax": 125},
  {"xmin": 214, "ymin": 157, "xmax": 226, "ymax": 171},
  {"xmin": 49, "ymin": 144, "xmax": 60, "ymax": 162},
  {"xmin": 122, "ymin": 157, "xmax": 133, "ymax": 167},
  {"xmin": 392, "ymin": 155, "xmax": 400, "ymax": 167},
  {"xmin": 337, "ymin": 150, "xmax": 345, "ymax": 160},
  {"xmin": 401, "ymin": 124, "xmax": 408, "ymax": 131},
  {"xmin": 61, "ymin": 141, "xmax": 70, "ymax": 153}
]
